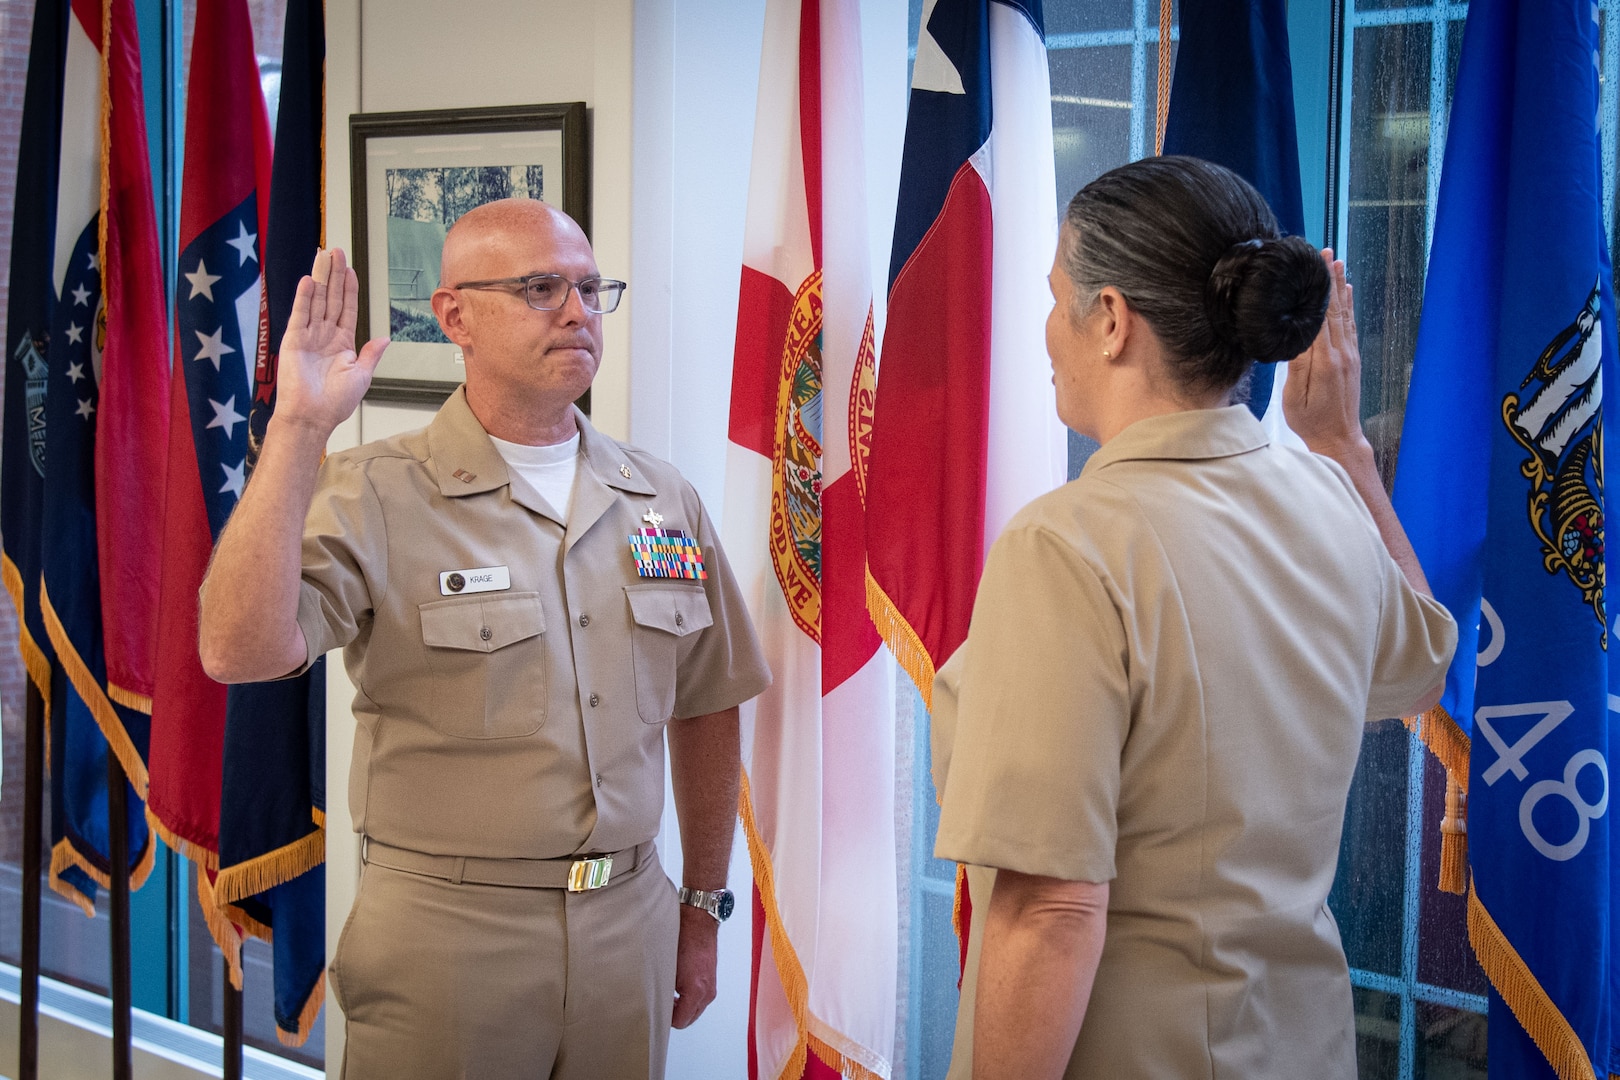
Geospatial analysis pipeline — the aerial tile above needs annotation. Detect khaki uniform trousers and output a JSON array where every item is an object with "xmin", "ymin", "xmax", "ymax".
[{"xmin": 329, "ymin": 840, "xmax": 679, "ymax": 1080}]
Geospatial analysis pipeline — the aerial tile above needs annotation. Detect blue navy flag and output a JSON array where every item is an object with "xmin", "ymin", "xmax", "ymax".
[
  {"xmin": 1, "ymin": 0, "xmax": 67, "ymax": 716},
  {"xmin": 1161, "ymin": 0, "xmax": 1307, "ymax": 417},
  {"xmin": 1393, "ymin": 0, "xmax": 1617, "ymax": 1074}
]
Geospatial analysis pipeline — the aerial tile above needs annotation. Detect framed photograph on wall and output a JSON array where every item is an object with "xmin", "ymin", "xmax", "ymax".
[{"xmin": 350, "ymin": 101, "xmax": 589, "ymax": 404}]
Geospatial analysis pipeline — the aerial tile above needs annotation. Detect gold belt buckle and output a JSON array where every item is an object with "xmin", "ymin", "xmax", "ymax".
[{"xmin": 567, "ymin": 855, "xmax": 613, "ymax": 892}]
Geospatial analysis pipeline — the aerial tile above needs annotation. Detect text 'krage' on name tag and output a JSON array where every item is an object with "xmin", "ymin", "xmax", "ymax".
[{"xmin": 439, "ymin": 565, "xmax": 512, "ymax": 595}]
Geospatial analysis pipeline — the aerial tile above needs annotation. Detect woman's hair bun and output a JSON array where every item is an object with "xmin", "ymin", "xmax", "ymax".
[{"xmin": 1203, "ymin": 235, "xmax": 1330, "ymax": 364}]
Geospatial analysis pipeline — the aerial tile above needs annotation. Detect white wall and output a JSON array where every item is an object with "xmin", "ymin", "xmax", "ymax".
[{"xmin": 320, "ymin": 2, "xmax": 908, "ymax": 1076}]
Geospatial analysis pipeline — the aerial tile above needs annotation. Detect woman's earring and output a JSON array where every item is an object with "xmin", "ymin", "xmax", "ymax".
[{"xmin": 1102, "ymin": 350, "xmax": 1112, "ymax": 359}]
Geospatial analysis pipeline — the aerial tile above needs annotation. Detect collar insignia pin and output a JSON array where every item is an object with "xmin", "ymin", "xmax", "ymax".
[
  {"xmin": 643, "ymin": 509, "xmax": 664, "ymax": 527},
  {"xmin": 620, "ymin": 464, "xmax": 633, "ymax": 479},
  {"xmin": 453, "ymin": 468, "xmax": 476, "ymax": 483}
]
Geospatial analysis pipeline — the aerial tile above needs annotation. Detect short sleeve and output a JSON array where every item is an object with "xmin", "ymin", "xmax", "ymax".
[
  {"xmin": 671, "ymin": 498, "xmax": 771, "ymax": 719},
  {"xmin": 1365, "ymin": 550, "xmax": 1458, "ymax": 721},
  {"xmin": 934, "ymin": 523, "xmax": 1129, "ymax": 883},
  {"xmin": 293, "ymin": 453, "xmax": 388, "ymax": 673}
]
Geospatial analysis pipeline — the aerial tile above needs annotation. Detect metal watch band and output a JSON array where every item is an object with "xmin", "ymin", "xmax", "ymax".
[{"xmin": 678, "ymin": 886, "xmax": 733, "ymax": 923}]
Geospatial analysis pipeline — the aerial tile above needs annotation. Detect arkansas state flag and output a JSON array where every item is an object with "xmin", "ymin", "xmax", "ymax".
[
  {"xmin": 726, "ymin": 0, "xmax": 898, "ymax": 1076},
  {"xmin": 213, "ymin": 0, "xmax": 330, "ymax": 1045},
  {"xmin": 863, "ymin": 0, "xmax": 1065, "ymax": 973},
  {"xmin": 149, "ymin": 0, "xmax": 273, "ymax": 977}
]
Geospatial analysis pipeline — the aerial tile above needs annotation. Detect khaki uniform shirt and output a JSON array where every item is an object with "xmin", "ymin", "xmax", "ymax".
[
  {"xmin": 296, "ymin": 388, "xmax": 770, "ymax": 860},
  {"xmin": 934, "ymin": 406, "xmax": 1457, "ymax": 1079}
]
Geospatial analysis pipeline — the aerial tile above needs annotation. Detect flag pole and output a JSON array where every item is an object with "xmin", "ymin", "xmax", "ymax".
[
  {"xmin": 19, "ymin": 680, "xmax": 45, "ymax": 1080},
  {"xmin": 1323, "ymin": 0, "xmax": 1348, "ymax": 247},
  {"xmin": 107, "ymin": 754, "xmax": 133, "ymax": 1080},
  {"xmin": 223, "ymin": 959, "xmax": 244, "ymax": 1080}
]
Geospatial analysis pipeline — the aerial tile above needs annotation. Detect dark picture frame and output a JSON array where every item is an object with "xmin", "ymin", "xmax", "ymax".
[{"xmin": 349, "ymin": 101, "xmax": 590, "ymax": 404}]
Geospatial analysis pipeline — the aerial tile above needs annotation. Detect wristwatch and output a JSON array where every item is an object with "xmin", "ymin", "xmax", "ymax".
[{"xmin": 678, "ymin": 886, "xmax": 735, "ymax": 923}]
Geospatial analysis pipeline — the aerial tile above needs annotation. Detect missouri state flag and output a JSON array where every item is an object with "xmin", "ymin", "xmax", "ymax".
[
  {"xmin": 863, "ymin": 0, "xmax": 1066, "ymax": 974},
  {"xmin": 725, "ymin": 0, "xmax": 898, "ymax": 1075},
  {"xmin": 149, "ymin": 0, "xmax": 273, "ymax": 979},
  {"xmin": 36, "ymin": 0, "xmax": 169, "ymax": 911},
  {"xmin": 1392, "ymin": 0, "xmax": 1618, "ymax": 1075}
]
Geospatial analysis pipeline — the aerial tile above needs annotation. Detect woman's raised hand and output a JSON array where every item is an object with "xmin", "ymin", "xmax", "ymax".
[{"xmin": 1282, "ymin": 249, "xmax": 1371, "ymax": 460}]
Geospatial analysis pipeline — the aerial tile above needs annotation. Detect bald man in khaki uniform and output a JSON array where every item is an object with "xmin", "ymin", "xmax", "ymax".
[{"xmin": 200, "ymin": 201, "xmax": 769, "ymax": 1079}]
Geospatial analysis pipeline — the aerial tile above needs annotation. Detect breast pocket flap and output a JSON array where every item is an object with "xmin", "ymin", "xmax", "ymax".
[
  {"xmin": 420, "ymin": 593, "xmax": 545, "ymax": 653},
  {"xmin": 625, "ymin": 585, "xmax": 713, "ymax": 638}
]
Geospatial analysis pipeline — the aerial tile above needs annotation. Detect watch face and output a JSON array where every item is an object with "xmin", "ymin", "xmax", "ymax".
[{"xmin": 716, "ymin": 889, "xmax": 736, "ymax": 921}]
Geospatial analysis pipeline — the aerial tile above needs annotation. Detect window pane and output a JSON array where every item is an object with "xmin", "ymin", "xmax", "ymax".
[
  {"xmin": 1418, "ymin": 1000, "xmax": 1488, "ymax": 1078},
  {"xmin": 1047, "ymin": 0, "xmax": 1134, "ymax": 36},
  {"xmin": 1050, "ymin": 45, "xmax": 1133, "ymax": 207},
  {"xmin": 1355, "ymin": 986, "xmax": 1403, "ymax": 1078},
  {"xmin": 1331, "ymin": 719, "xmax": 1409, "ymax": 978},
  {"xmin": 1347, "ymin": 20, "xmax": 1432, "ymax": 486}
]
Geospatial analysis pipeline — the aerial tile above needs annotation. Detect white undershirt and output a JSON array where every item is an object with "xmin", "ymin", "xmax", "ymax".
[{"xmin": 488, "ymin": 431, "xmax": 582, "ymax": 522}]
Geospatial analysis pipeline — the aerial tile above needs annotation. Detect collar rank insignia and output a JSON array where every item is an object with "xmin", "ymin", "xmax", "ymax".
[{"xmin": 629, "ymin": 528, "xmax": 707, "ymax": 580}]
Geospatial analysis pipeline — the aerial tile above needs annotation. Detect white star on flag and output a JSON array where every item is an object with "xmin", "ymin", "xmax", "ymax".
[
  {"xmin": 75, "ymin": 397, "xmax": 95, "ymax": 419},
  {"xmin": 206, "ymin": 396, "xmax": 246, "ymax": 438},
  {"xmin": 70, "ymin": 283, "xmax": 91, "ymax": 306},
  {"xmin": 65, "ymin": 323, "xmax": 83, "ymax": 345},
  {"xmin": 193, "ymin": 326, "xmax": 236, "ymax": 371},
  {"xmin": 225, "ymin": 221, "xmax": 259, "ymax": 266},
  {"xmin": 185, "ymin": 259, "xmax": 222, "ymax": 301},
  {"xmin": 219, "ymin": 459, "xmax": 246, "ymax": 498},
  {"xmin": 66, "ymin": 361, "xmax": 85, "ymax": 383},
  {"xmin": 87, "ymin": 251, "xmax": 99, "ymax": 272}
]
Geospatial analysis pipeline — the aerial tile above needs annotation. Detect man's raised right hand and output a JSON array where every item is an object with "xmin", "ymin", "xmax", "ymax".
[{"xmin": 274, "ymin": 247, "xmax": 390, "ymax": 436}]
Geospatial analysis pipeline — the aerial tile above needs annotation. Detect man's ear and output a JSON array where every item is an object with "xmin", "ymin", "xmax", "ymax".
[{"xmin": 431, "ymin": 287, "xmax": 473, "ymax": 349}]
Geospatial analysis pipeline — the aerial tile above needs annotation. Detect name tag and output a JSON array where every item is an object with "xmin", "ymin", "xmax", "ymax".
[{"xmin": 440, "ymin": 565, "xmax": 511, "ymax": 595}]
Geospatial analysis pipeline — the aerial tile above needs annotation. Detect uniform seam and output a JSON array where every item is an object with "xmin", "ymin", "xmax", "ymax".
[{"xmin": 1092, "ymin": 475, "xmax": 1218, "ymax": 1080}]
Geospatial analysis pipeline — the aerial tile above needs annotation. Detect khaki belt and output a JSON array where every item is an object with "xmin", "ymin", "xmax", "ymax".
[{"xmin": 362, "ymin": 837, "xmax": 653, "ymax": 892}]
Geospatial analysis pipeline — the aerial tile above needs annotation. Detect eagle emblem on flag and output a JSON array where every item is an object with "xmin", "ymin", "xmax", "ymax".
[{"xmin": 1503, "ymin": 279, "xmax": 1607, "ymax": 643}]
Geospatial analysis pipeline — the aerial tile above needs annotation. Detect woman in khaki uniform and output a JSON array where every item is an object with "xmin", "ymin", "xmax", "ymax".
[{"xmin": 932, "ymin": 158, "xmax": 1457, "ymax": 1079}]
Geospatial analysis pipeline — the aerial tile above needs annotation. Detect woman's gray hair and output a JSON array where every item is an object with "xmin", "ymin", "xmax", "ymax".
[{"xmin": 1059, "ymin": 156, "xmax": 1330, "ymax": 397}]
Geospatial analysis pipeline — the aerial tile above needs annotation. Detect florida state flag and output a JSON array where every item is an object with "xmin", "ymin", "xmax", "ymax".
[{"xmin": 726, "ymin": 0, "xmax": 898, "ymax": 1075}]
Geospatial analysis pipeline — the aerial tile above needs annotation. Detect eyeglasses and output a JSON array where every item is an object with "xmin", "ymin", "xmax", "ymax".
[{"xmin": 452, "ymin": 273, "xmax": 627, "ymax": 314}]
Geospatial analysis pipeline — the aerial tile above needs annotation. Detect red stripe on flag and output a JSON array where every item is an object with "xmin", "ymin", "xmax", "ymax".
[
  {"xmin": 96, "ymin": 0, "xmax": 171, "ymax": 705},
  {"xmin": 149, "ymin": 353, "xmax": 228, "ymax": 860},
  {"xmin": 822, "ymin": 469, "xmax": 879, "ymax": 692},
  {"xmin": 866, "ymin": 161, "xmax": 995, "ymax": 678},
  {"xmin": 730, "ymin": 266, "xmax": 796, "ymax": 458},
  {"xmin": 798, "ymin": 0, "xmax": 823, "ymax": 270},
  {"xmin": 177, "ymin": 1, "xmax": 273, "ymax": 253}
]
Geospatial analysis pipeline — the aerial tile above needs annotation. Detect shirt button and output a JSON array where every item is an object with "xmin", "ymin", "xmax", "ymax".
[
  {"xmin": 479, "ymin": 626, "xmax": 492, "ymax": 641},
  {"xmin": 579, "ymin": 613, "xmax": 590, "ymax": 627},
  {"xmin": 675, "ymin": 612, "xmax": 684, "ymax": 628},
  {"xmin": 596, "ymin": 773, "xmax": 604, "ymax": 787},
  {"xmin": 589, "ymin": 693, "xmax": 600, "ymax": 707}
]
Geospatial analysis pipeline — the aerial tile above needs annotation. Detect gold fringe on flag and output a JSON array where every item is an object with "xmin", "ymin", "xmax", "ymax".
[
  {"xmin": 278, "ymin": 973, "xmax": 325, "ymax": 1047},
  {"xmin": 1403, "ymin": 704, "xmax": 1472, "ymax": 894},
  {"xmin": 145, "ymin": 806, "xmax": 219, "ymax": 871},
  {"xmin": 738, "ymin": 771, "xmax": 888, "ymax": 1080},
  {"xmin": 865, "ymin": 565, "xmax": 936, "ymax": 710},
  {"xmin": 107, "ymin": 683, "xmax": 152, "ymax": 713},
  {"xmin": 1468, "ymin": 880, "xmax": 1598, "ymax": 1080},
  {"xmin": 3, "ymin": 553, "xmax": 54, "ymax": 716},
  {"xmin": 39, "ymin": 583, "xmax": 150, "ymax": 799},
  {"xmin": 49, "ymin": 840, "xmax": 98, "ymax": 918},
  {"xmin": 196, "ymin": 864, "xmax": 244, "ymax": 990},
  {"xmin": 213, "ymin": 826, "xmax": 325, "ymax": 906}
]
